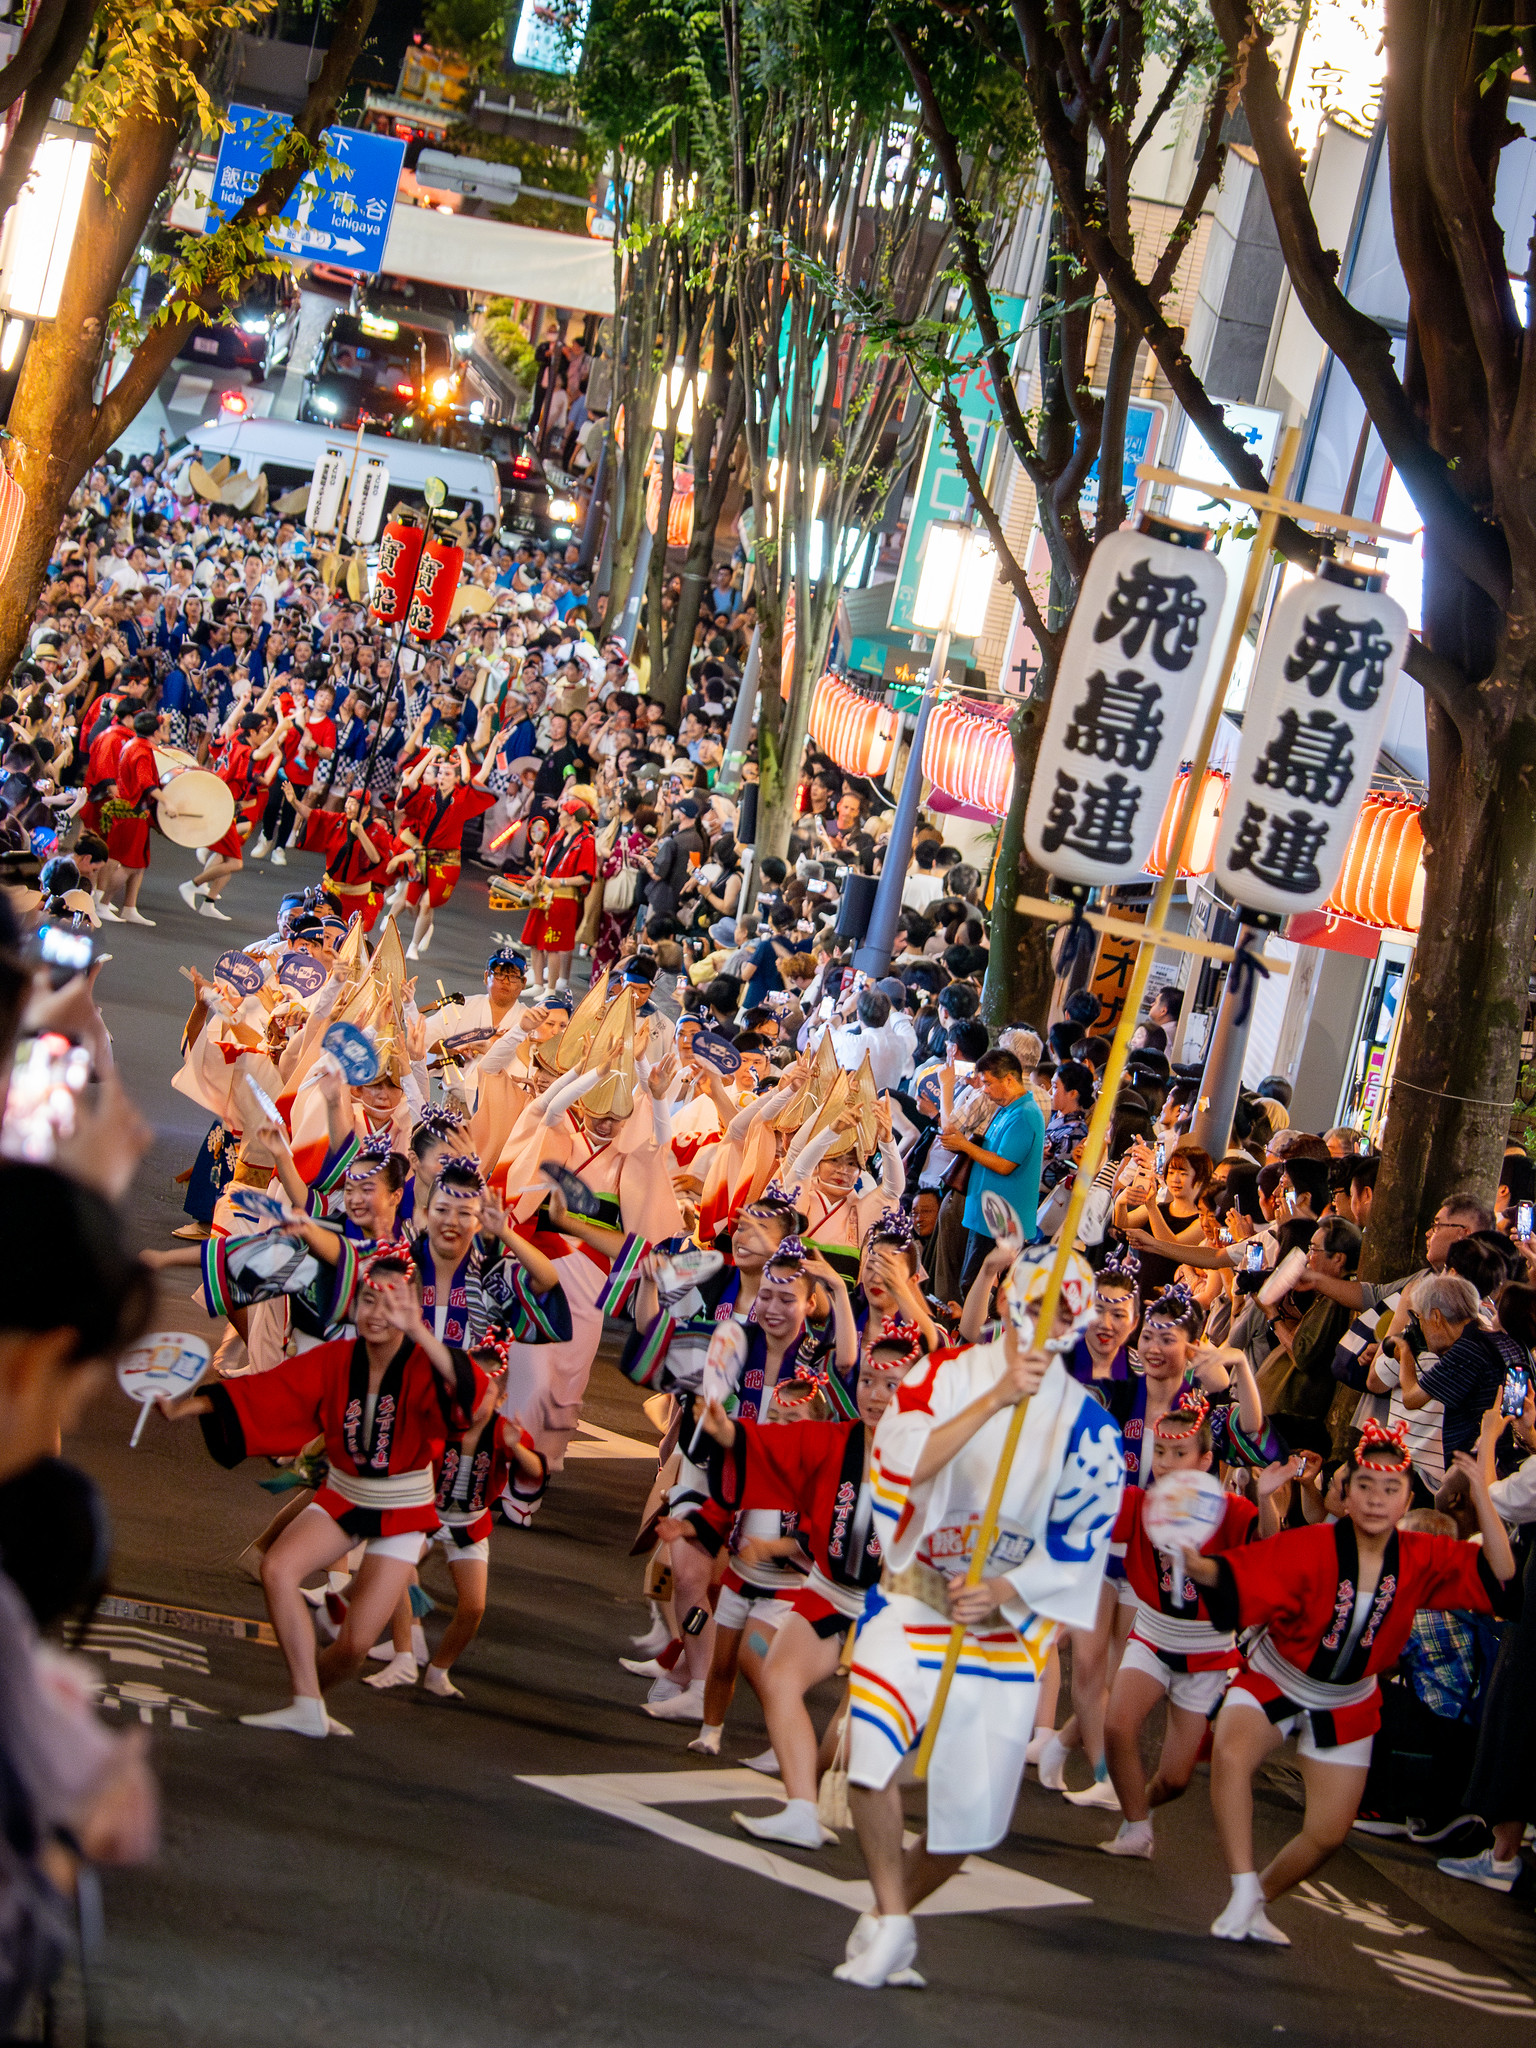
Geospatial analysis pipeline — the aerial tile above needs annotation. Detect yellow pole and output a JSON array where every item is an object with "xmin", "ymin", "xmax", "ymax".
[{"xmin": 913, "ymin": 426, "xmax": 1300, "ymax": 1779}]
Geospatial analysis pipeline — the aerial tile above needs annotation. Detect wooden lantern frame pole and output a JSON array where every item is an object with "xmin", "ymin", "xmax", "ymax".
[{"xmin": 916, "ymin": 426, "xmax": 1313, "ymax": 1776}]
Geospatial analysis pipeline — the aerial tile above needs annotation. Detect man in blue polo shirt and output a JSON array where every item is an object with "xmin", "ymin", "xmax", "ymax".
[{"xmin": 941, "ymin": 1046, "xmax": 1045, "ymax": 1293}]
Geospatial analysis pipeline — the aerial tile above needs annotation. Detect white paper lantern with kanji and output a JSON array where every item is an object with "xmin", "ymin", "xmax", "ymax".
[
  {"xmin": 1023, "ymin": 520, "xmax": 1228, "ymax": 890},
  {"xmin": 1211, "ymin": 562, "xmax": 1410, "ymax": 919}
]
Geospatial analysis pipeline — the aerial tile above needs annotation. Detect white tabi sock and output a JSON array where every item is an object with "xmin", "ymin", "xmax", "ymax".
[
  {"xmin": 832, "ymin": 1914, "xmax": 925, "ymax": 1989},
  {"xmin": 1099, "ymin": 1818, "xmax": 1155, "ymax": 1859},
  {"xmin": 733, "ymin": 1798, "xmax": 832, "ymax": 1849},
  {"xmin": 364, "ymin": 1650, "xmax": 420, "ymax": 1691},
  {"xmin": 239, "ymin": 1695, "xmax": 330, "ymax": 1737},
  {"xmin": 1212, "ymin": 1871, "xmax": 1266, "ymax": 1939},
  {"xmin": 687, "ymin": 1723, "xmax": 723, "ymax": 1755},
  {"xmin": 423, "ymin": 1664, "xmax": 462, "ymax": 1698}
]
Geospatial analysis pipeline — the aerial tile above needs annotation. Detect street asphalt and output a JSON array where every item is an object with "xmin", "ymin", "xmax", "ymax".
[{"xmin": 53, "ymin": 834, "xmax": 1536, "ymax": 2047}]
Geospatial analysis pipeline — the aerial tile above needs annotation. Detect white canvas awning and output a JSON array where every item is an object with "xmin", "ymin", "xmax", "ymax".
[
  {"xmin": 380, "ymin": 203, "xmax": 613, "ymax": 313},
  {"xmin": 166, "ymin": 169, "xmax": 614, "ymax": 314}
]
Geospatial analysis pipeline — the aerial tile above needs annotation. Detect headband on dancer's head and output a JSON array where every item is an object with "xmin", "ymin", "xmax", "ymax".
[
  {"xmin": 863, "ymin": 1205, "xmax": 914, "ymax": 1249},
  {"xmin": 473, "ymin": 1331, "xmax": 513, "ymax": 1371},
  {"xmin": 1144, "ymin": 1283, "xmax": 1199, "ymax": 1331},
  {"xmin": 434, "ymin": 1154, "xmax": 485, "ymax": 1199},
  {"xmin": 346, "ymin": 1132, "xmax": 396, "ymax": 1180},
  {"xmin": 764, "ymin": 1234, "xmax": 809, "ymax": 1277},
  {"xmin": 1099, "ymin": 1247, "xmax": 1141, "ymax": 1291},
  {"xmin": 363, "ymin": 1238, "xmax": 415, "ymax": 1282},
  {"xmin": 416, "ymin": 1105, "xmax": 468, "ymax": 1140},
  {"xmin": 871, "ymin": 1314, "xmax": 924, "ymax": 1369},
  {"xmin": 1352, "ymin": 1417, "xmax": 1412, "ymax": 1472},
  {"xmin": 1153, "ymin": 1389, "xmax": 1210, "ymax": 1441}
]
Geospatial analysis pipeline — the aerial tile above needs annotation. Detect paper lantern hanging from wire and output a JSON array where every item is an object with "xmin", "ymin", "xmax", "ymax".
[
  {"xmin": 923, "ymin": 700, "xmax": 1016, "ymax": 816},
  {"xmin": 1323, "ymin": 791, "xmax": 1424, "ymax": 931},
  {"xmin": 808, "ymin": 672, "xmax": 897, "ymax": 779},
  {"xmin": 1143, "ymin": 767, "xmax": 1229, "ymax": 879},
  {"xmin": 780, "ymin": 587, "xmax": 796, "ymax": 701},
  {"xmin": 645, "ymin": 467, "xmax": 695, "ymax": 549}
]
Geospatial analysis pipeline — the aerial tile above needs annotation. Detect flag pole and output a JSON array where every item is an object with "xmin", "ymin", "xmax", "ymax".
[{"xmin": 913, "ymin": 425, "xmax": 1301, "ymax": 1780}]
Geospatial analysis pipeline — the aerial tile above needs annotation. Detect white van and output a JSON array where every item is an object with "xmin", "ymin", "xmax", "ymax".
[{"xmin": 163, "ymin": 415, "xmax": 501, "ymax": 525}]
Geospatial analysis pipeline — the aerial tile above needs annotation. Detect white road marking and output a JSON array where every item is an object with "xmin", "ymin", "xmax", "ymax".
[
  {"xmin": 518, "ymin": 1769, "xmax": 1089, "ymax": 1917},
  {"xmin": 79, "ymin": 1624, "xmax": 211, "ymax": 1675},
  {"xmin": 99, "ymin": 1681, "xmax": 217, "ymax": 1729},
  {"xmin": 564, "ymin": 1423, "xmax": 660, "ymax": 1460},
  {"xmin": 1355, "ymin": 1946, "xmax": 1536, "ymax": 2017},
  {"xmin": 1294, "ymin": 1880, "xmax": 1427, "ymax": 1937}
]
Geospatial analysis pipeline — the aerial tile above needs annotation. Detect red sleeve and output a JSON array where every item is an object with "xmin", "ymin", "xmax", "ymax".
[
  {"xmin": 218, "ymin": 1347, "xmax": 333, "ymax": 1457},
  {"xmin": 1112, "ymin": 1487, "xmax": 1142, "ymax": 1544},
  {"xmin": 459, "ymin": 785, "xmax": 496, "ymax": 820},
  {"xmin": 1218, "ymin": 1495, "xmax": 1261, "ymax": 1549},
  {"xmin": 1402, "ymin": 1530, "xmax": 1500, "ymax": 1616},
  {"xmin": 1220, "ymin": 1522, "xmax": 1330, "ymax": 1630},
  {"xmin": 301, "ymin": 810, "xmax": 347, "ymax": 857}
]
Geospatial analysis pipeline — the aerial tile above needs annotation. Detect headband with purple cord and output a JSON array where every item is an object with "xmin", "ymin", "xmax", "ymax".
[
  {"xmin": 1144, "ymin": 1282, "xmax": 1198, "ymax": 1326},
  {"xmin": 434, "ymin": 1153, "xmax": 485, "ymax": 1197},
  {"xmin": 864, "ymin": 1205, "xmax": 914, "ymax": 1248},
  {"xmin": 1099, "ymin": 1247, "xmax": 1141, "ymax": 1289},
  {"xmin": 417, "ymin": 1105, "xmax": 468, "ymax": 1140},
  {"xmin": 765, "ymin": 1233, "xmax": 808, "ymax": 1270}
]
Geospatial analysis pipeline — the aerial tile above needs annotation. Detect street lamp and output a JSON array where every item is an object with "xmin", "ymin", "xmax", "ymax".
[
  {"xmin": 854, "ymin": 519, "xmax": 995, "ymax": 978},
  {"xmin": 0, "ymin": 125, "xmax": 93, "ymax": 321}
]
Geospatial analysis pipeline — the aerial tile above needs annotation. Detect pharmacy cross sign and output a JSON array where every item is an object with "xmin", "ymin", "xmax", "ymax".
[{"xmin": 208, "ymin": 105, "xmax": 405, "ymax": 275}]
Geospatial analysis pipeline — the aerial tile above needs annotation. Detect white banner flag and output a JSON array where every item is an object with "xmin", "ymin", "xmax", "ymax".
[
  {"xmin": 344, "ymin": 459, "xmax": 390, "ymax": 545},
  {"xmin": 305, "ymin": 447, "xmax": 346, "ymax": 535}
]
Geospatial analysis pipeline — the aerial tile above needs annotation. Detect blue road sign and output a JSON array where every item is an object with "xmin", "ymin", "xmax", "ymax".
[{"xmin": 209, "ymin": 105, "xmax": 405, "ymax": 275}]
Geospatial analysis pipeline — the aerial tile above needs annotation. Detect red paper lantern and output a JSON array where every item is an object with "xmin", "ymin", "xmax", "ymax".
[
  {"xmin": 645, "ymin": 468, "xmax": 695, "ymax": 549},
  {"xmin": 1143, "ymin": 767, "xmax": 1229, "ymax": 879},
  {"xmin": 370, "ymin": 521, "xmax": 425, "ymax": 624},
  {"xmin": 0, "ymin": 464, "xmax": 25, "ymax": 582},
  {"xmin": 808, "ymin": 672, "xmax": 896, "ymax": 778},
  {"xmin": 923, "ymin": 700, "xmax": 1015, "ymax": 815},
  {"xmin": 1324, "ymin": 793, "xmax": 1425, "ymax": 931},
  {"xmin": 406, "ymin": 538, "xmax": 464, "ymax": 642},
  {"xmin": 780, "ymin": 588, "xmax": 796, "ymax": 702}
]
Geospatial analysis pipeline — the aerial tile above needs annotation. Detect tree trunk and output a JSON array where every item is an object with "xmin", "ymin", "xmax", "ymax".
[
  {"xmin": 982, "ymin": 696, "xmax": 1057, "ymax": 1031},
  {"xmin": 657, "ymin": 519, "xmax": 715, "ymax": 721},
  {"xmin": 604, "ymin": 448, "xmax": 649, "ymax": 634},
  {"xmin": 1362, "ymin": 687, "xmax": 1536, "ymax": 1281},
  {"xmin": 0, "ymin": 111, "xmax": 179, "ymax": 675}
]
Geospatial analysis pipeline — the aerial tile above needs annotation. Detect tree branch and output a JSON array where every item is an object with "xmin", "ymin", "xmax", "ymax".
[
  {"xmin": 1147, "ymin": 73, "xmax": 1229, "ymax": 304},
  {"xmin": 0, "ymin": 0, "xmax": 100, "ymax": 232},
  {"xmin": 1207, "ymin": 0, "xmax": 1510, "ymax": 607},
  {"xmin": 938, "ymin": 384, "xmax": 1061, "ymax": 663},
  {"xmin": 887, "ymin": 17, "xmax": 1046, "ymax": 495},
  {"xmin": 1129, "ymin": 40, "xmax": 1193, "ymax": 166},
  {"xmin": 90, "ymin": 0, "xmax": 380, "ymax": 458}
]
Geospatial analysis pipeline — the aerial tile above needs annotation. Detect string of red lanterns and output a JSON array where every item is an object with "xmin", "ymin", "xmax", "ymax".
[
  {"xmin": 921, "ymin": 700, "xmax": 1015, "ymax": 814},
  {"xmin": 808, "ymin": 671, "xmax": 897, "ymax": 778}
]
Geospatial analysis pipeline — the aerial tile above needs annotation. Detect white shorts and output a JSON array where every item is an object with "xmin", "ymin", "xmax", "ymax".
[
  {"xmin": 432, "ymin": 1526, "xmax": 490, "ymax": 1567},
  {"xmin": 366, "ymin": 1531, "xmax": 430, "ymax": 1565},
  {"xmin": 715, "ymin": 1582, "xmax": 796, "ymax": 1633},
  {"xmin": 1219, "ymin": 1684, "xmax": 1375, "ymax": 1767},
  {"xmin": 300, "ymin": 1503, "xmax": 426, "ymax": 1566},
  {"xmin": 1119, "ymin": 1633, "xmax": 1234, "ymax": 1718}
]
